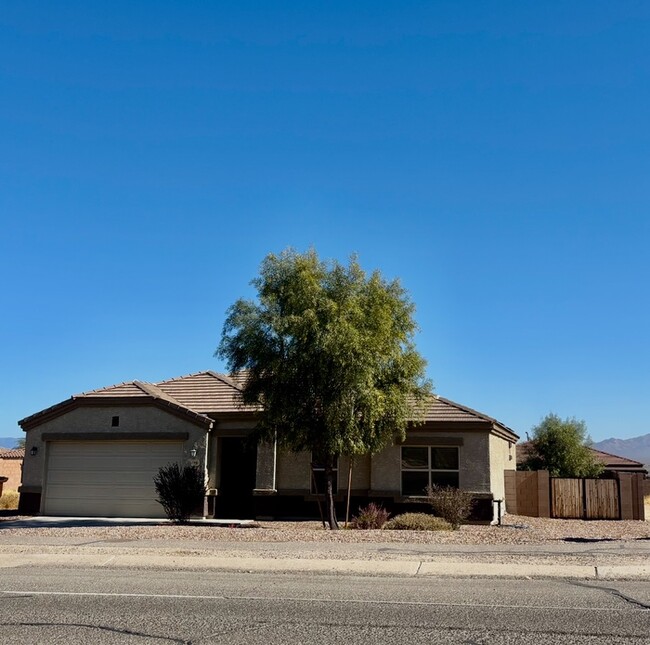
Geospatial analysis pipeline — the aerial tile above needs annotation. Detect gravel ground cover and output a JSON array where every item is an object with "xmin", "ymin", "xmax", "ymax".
[{"xmin": 0, "ymin": 514, "xmax": 648, "ymax": 546}]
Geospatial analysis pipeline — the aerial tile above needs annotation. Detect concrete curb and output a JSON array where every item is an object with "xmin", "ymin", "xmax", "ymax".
[{"xmin": 1, "ymin": 551, "xmax": 648, "ymax": 580}]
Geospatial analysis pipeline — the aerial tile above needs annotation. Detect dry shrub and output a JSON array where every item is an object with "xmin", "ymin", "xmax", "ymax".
[
  {"xmin": 153, "ymin": 463, "xmax": 206, "ymax": 523},
  {"xmin": 350, "ymin": 503, "xmax": 390, "ymax": 529},
  {"xmin": 384, "ymin": 512, "xmax": 452, "ymax": 531},
  {"xmin": 0, "ymin": 490, "xmax": 19, "ymax": 511},
  {"xmin": 426, "ymin": 485, "xmax": 474, "ymax": 529}
]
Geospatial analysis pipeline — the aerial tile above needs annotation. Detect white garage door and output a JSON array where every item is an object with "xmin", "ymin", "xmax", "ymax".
[{"xmin": 43, "ymin": 440, "xmax": 184, "ymax": 518}]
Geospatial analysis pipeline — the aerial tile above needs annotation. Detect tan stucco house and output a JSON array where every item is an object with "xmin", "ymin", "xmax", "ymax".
[
  {"xmin": 0, "ymin": 448, "xmax": 24, "ymax": 492},
  {"xmin": 18, "ymin": 371, "xmax": 518, "ymax": 521}
]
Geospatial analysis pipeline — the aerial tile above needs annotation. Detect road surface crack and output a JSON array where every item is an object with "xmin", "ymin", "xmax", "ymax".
[
  {"xmin": 564, "ymin": 580, "xmax": 650, "ymax": 610},
  {"xmin": 0, "ymin": 621, "xmax": 185, "ymax": 642}
]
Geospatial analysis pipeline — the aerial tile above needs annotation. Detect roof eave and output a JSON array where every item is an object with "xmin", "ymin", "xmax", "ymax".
[{"xmin": 19, "ymin": 395, "xmax": 213, "ymax": 431}]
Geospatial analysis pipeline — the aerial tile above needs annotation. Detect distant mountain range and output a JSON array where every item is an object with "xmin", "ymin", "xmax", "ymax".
[
  {"xmin": 0, "ymin": 437, "xmax": 22, "ymax": 450},
  {"xmin": 593, "ymin": 434, "xmax": 650, "ymax": 468}
]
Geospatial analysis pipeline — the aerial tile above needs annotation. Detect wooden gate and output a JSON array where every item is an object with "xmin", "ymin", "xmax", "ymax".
[
  {"xmin": 551, "ymin": 477, "xmax": 620, "ymax": 519},
  {"xmin": 551, "ymin": 478, "xmax": 584, "ymax": 518},
  {"xmin": 585, "ymin": 479, "xmax": 619, "ymax": 519}
]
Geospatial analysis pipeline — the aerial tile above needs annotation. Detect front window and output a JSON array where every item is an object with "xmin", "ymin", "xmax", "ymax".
[
  {"xmin": 311, "ymin": 453, "xmax": 338, "ymax": 494},
  {"xmin": 401, "ymin": 446, "xmax": 459, "ymax": 495}
]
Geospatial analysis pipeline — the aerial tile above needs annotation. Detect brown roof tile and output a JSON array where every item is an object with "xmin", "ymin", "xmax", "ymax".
[
  {"xmin": 0, "ymin": 448, "xmax": 24, "ymax": 459},
  {"xmin": 76, "ymin": 382, "xmax": 151, "ymax": 397},
  {"xmin": 156, "ymin": 371, "xmax": 249, "ymax": 414},
  {"xmin": 19, "ymin": 370, "xmax": 518, "ymax": 440}
]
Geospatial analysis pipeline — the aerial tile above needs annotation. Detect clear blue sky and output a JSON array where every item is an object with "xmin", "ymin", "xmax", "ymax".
[{"xmin": 1, "ymin": 1, "xmax": 648, "ymax": 443}]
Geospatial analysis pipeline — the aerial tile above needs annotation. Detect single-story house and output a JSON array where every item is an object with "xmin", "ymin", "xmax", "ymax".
[
  {"xmin": 0, "ymin": 448, "xmax": 24, "ymax": 492},
  {"xmin": 18, "ymin": 371, "xmax": 519, "ymax": 521},
  {"xmin": 516, "ymin": 442, "xmax": 648, "ymax": 476}
]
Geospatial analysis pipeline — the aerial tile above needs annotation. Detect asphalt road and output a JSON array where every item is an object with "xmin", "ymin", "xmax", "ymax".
[{"xmin": 0, "ymin": 567, "xmax": 649, "ymax": 644}]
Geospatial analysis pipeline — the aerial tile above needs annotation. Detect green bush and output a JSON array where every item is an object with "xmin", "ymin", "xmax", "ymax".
[
  {"xmin": 426, "ymin": 485, "xmax": 474, "ymax": 529},
  {"xmin": 384, "ymin": 512, "xmax": 452, "ymax": 531},
  {"xmin": 154, "ymin": 463, "xmax": 206, "ymax": 523},
  {"xmin": 0, "ymin": 489, "xmax": 19, "ymax": 511},
  {"xmin": 350, "ymin": 503, "xmax": 390, "ymax": 529}
]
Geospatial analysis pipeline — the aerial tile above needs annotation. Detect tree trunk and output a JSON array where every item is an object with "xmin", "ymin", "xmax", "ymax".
[{"xmin": 324, "ymin": 458, "xmax": 339, "ymax": 530}]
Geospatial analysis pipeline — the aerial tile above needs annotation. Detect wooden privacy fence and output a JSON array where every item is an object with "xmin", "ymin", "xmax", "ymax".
[
  {"xmin": 551, "ymin": 478, "xmax": 619, "ymax": 519},
  {"xmin": 504, "ymin": 470, "xmax": 645, "ymax": 520}
]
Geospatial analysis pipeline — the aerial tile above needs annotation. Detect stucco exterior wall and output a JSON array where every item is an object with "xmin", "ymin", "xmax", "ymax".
[
  {"xmin": 275, "ymin": 450, "xmax": 371, "ymax": 492},
  {"xmin": 0, "ymin": 458, "xmax": 22, "ymax": 491},
  {"xmin": 21, "ymin": 404, "xmax": 208, "ymax": 492},
  {"xmin": 276, "ymin": 449, "xmax": 311, "ymax": 490},
  {"xmin": 371, "ymin": 431, "xmax": 492, "ymax": 495},
  {"xmin": 489, "ymin": 434, "xmax": 516, "ymax": 502},
  {"xmin": 274, "ymin": 431, "xmax": 495, "ymax": 497}
]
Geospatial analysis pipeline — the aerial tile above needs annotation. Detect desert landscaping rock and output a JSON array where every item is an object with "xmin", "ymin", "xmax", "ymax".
[{"xmin": 0, "ymin": 514, "xmax": 647, "ymax": 546}]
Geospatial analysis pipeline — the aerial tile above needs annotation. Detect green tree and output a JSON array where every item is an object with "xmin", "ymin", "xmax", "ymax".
[
  {"xmin": 14, "ymin": 437, "xmax": 25, "ymax": 450},
  {"xmin": 217, "ymin": 249, "xmax": 431, "ymax": 529},
  {"xmin": 521, "ymin": 413, "xmax": 603, "ymax": 478}
]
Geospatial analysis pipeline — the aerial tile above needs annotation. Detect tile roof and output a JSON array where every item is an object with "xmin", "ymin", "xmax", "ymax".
[
  {"xmin": 19, "ymin": 370, "xmax": 517, "ymax": 439},
  {"xmin": 516, "ymin": 441, "xmax": 646, "ymax": 470},
  {"xmin": 0, "ymin": 448, "xmax": 24, "ymax": 459},
  {"xmin": 156, "ymin": 371, "xmax": 249, "ymax": 414},
  {"xmin": 76, "ymin": 382, "xmax": 150, "ymax": 398},
  {"xmin": 589, "ymin": 447, "xmax": 646, "ymax": 469},
  {"xmin": 420, "ymin": 395, "xmax": 517, "ymax": 439}
]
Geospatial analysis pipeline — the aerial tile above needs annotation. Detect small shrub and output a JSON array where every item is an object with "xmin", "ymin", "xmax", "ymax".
[
  {"xmin": 350, "ymin": 503, "xmax": 390, "ymax": 529},
  {"xmin": 384, "ymin": 512, "xmax": 452, "ymax": 531},
  {"xmin": 426, "ymin": 485, "xmax": 474, "ymax": 529},
  {"xmin": 154, "ymin": 463, "xmax": 207, "ymax": 523},
  {"xmin": 0, "ymin": 489, "xmax": 19, "ymax": 511}
]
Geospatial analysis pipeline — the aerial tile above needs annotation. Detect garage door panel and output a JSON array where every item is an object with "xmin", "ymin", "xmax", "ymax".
[
  {"xmin": 46, "ymin": 483, "xmax": 159, "ymax": 500},
  {"xmin": 43, "ymin": 440, "xmax": 185, "ymax": 518},
  {"xmin": 48, "ymin": 469, "xmax": 170, "ymax": 486},
  {"xmin": 45, "ymin": 498, "xmax": 166, "ymax": 518}
]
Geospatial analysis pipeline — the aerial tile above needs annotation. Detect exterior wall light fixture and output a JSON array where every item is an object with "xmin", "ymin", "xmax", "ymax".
[
  {"xmin": 30, "ymin": 446, "xmax": 38, "ymax": 456},
  {"xmin": 190, "ymin": 448, "xmax": 197, "ymax": 458}
]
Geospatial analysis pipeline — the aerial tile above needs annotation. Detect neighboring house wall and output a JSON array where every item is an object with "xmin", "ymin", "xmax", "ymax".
[
  {"xmin": 20, "ymin": 404, "xmax": 208, "ymax": 512},
  {"xmin": 0, "ymin": 457, "xmax": 22, "ymax": 491}
]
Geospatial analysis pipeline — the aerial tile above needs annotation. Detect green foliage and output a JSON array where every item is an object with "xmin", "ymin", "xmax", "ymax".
[
  {"xmin": 384, "ymin": 512, "xmax": 452, "ymax": 531},
  {"xmin": 217, "ymin": 249, "xmax": 431, "ymax": 528},
  {"xmin": 153, "ymin": 463, "xmax": 206, "ymax": 523},
  {"xmin": 350, "ymin": 502, "xmax": 391, "ymax": 529},
  {"xmin": 14, "ymin": 438, "xmax": 25, "ymax": 450},
  {"xmin": 426, "ymin": 485, "xmax": 474, "ymax": 529},
  {"xmin": 521, "ymin": 413, "xmax": 604, "ymax": 478},
  {"xmin": 0, "ymin": 489, "xmax": 19, "ymax": 511}
]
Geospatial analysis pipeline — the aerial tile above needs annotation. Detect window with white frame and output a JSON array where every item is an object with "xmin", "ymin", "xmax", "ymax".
[
  {"xmin": 401, "ymin": 446, "xmax": 460, "ymax": 495},
  {"xmin": 310, "ymin": 453, "xmax": 338, "ymax": 494}
]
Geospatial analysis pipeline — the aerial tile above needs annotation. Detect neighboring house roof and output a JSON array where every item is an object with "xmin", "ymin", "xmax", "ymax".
[
  {"xmin": 516, "ymin": 441, "xmax": 647, "ymax": 473},
  {"xmin": 18, "ymin": 370, "xmax": 518, "ymax": 441},
  {"xmin": 0, "ymin": 448, "xmax": 24, "ymax": 459}
]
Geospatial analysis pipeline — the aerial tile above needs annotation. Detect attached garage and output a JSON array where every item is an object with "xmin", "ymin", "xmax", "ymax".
[{"xmin": 43, "ymin": 440, "xmax": 184, "ymax": 518}]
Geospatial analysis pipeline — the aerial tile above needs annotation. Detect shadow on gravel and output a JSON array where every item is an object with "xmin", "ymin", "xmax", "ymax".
[{"xmin": 562, "ymin": 537, "xmax": 617, "ymax": 543}]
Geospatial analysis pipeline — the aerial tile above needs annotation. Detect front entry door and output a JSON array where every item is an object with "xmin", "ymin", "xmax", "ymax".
[{"xmin": 217, "ymin": 437, "xmax": 257, "ymax": 519}]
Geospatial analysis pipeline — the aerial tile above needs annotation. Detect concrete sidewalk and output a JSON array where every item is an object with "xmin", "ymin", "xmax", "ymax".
[
  {"xmin": 1, "ymin": 516, "xmax": 649, "ymax": 581},
  {"xmin": 0, "ymin": 545, "xmax": 648, "ymax": 580}
]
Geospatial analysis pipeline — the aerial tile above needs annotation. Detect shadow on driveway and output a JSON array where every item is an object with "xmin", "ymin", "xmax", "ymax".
[{"xmin": 0, "ymin": 516, "xmax": 168, "ymax": 529}]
